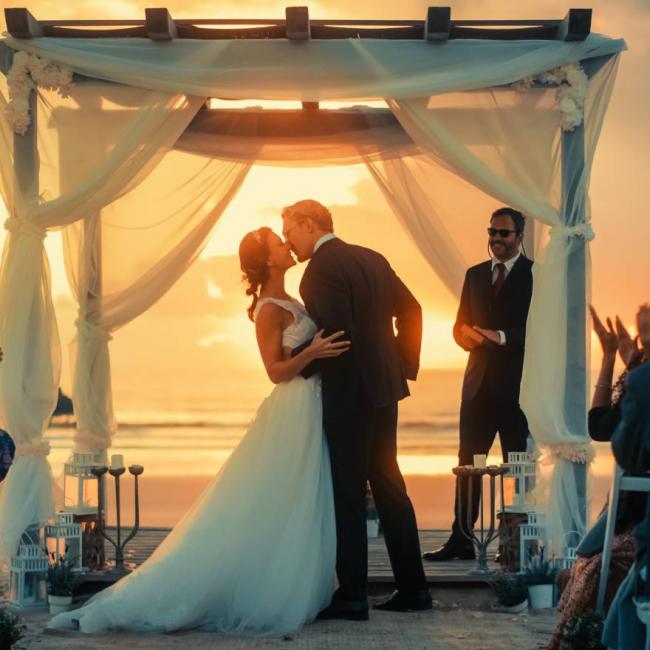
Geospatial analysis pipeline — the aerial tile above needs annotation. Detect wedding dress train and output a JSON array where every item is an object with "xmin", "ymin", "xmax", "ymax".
[{"xmin": 48, "ymin": 298, "xmax": 335, "ymax": 635}]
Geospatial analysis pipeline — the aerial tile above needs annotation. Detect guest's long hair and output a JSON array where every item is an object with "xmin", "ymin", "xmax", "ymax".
[{"xmin": 239, "ymin": 227, "xmax": 272, "ymax": 322}]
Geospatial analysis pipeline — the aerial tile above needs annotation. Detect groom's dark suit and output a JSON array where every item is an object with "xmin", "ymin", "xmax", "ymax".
[{"xmin": 297, "ymin": 237, "xmax": 427, "ymax": 602}]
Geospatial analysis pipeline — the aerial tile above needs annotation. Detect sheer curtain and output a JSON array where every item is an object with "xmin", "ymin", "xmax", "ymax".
[
  {"xmin": 0, "ymin": 80, "xmax": 205, "ymax": 562},
  {"xmin": 388, "ymin": 56, "xmax": 621, "ymax": 547}
]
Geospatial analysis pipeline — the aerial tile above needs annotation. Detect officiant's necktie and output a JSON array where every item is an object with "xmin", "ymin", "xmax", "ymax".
[{"xmin": 492, "ymin": 263, "xmax": 506, "ymax": 300}]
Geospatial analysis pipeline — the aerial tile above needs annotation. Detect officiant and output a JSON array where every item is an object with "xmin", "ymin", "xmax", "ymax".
[{"xmin": 424, "ymin": 207, "xmax": 533, "ymax": 562}]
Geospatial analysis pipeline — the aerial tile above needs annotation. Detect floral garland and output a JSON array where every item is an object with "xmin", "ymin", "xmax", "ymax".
[
  {"xmin": 4, "ymin": 51, "xmax": 73, "ymax": 136},
  {"xmin": 550, "ymin": 442, "xmax": 595, "ymax": 464},
  {"xmin": 512, "ymin": 63, "xmax": 589, "ymax": 132}
]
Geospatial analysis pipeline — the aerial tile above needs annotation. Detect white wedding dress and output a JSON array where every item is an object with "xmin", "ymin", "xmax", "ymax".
[{"xmin": 49, "ymin": 298, "xmax": 336, "ymax": 636}]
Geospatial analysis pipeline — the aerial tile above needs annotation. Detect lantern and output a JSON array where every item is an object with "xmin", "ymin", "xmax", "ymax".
[
  {"xmin": 44, "ymin": 512, "xmax": 83, "ymax": 572},
  {"xmin": 63, "ymin": 451, "xmax": 105, "ymax": 514},
  {"xmin": 501, "ymin": 451, "xmax": 537, "ymax": 512},
  {"xmin": 8, "ymin": 527, "xmax": 48, "ymax": 607},
  {"xmin": 518, "ymin": 510, "xmax": 547, "ymax": 571}
]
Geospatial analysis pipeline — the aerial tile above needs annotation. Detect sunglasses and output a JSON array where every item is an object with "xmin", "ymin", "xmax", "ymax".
[{"xmin": 487, "ymin": 227, "xmax": 519, "ymax": 238}]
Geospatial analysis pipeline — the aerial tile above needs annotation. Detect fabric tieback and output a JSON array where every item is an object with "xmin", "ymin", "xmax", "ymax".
[
  {"xmin": 4, "ymin": 217, "xmax": 47, "ymax": 241},
  {"xmin": 15, "ymin": 441, "xmax": 51, "ymax": 458},
  {"xmin": 492, "ymin": 262, "xmax": 506, "ymax": 300}
]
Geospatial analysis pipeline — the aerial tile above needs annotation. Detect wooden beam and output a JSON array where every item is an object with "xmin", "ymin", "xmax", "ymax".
[
  {"xmin": 5, "ymin": 8, "xmax": 42, "ymax": 38},
  {"xmin": 556, "ymin": 9, "xmax": 592, "ymax": 41},
  {"xmin": 425, "ymin": 7, "xmax": 451, "ymax": 42},
  {"xmin": 286, "ymin": 6, "xmax": 310, "ymax": 40},
  {"xmin": 301, "ymin": 101, "xmax": 319, "ymax": 110},
  {"xmin": 145, "ymin": 8, "xmax": 177, "ymax": 41}
]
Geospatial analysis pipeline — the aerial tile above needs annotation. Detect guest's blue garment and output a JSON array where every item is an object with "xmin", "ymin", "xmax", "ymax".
[
  {"xmin": 604, "ymin": 364, "xmax": 650, "ymax": 649},
  {"xmin": 0, "ymin": 429, "xmax": 15, "ymax": 482}
]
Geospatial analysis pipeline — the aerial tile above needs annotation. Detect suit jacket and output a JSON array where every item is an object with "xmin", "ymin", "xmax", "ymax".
[
  {"xmin": 297, "ymin": 238, "xmax": 422, "ymax": 417},
  {"xmin": 454, "ymin": 255, "xmax": 533, "ymax": 402},
  {"xmin": 612, "ymin": 363, "xmax": 650, "ymax": 475}
]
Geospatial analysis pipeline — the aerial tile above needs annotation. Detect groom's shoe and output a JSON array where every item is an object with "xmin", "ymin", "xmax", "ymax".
[
  {"xmin": 422, "ymin": 542, "xmax": 475, "ymax": 562},
  {"xmin": 373, "ymin": 589, "xmax": 433, "ymax": 613},
  {"xmin": 317, "ymin": 599, "xmax": 369, "ymax": 622}
]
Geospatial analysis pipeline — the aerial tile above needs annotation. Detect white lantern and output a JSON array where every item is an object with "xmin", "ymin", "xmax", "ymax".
[
  {"xmin": 519, "ymin": 510, "xmax": 547, "ymax": 571},
  {"xmin": 63, "ymin": 451, "xmax": 105, "ymax": 514},
  {"xmin": 8, "ymin": 527, "xmax": 48, "ymax": 607},
  {"xmin": 502, "ymin": 452, "xmax": 537, "ymax": 513},
  {"xmin": 44, "ymin": 512, "xmax": 84, "ymax": 572},
  {"xmin": 553, "ymin": 546, "xmax": 578, "ymax": 571}
]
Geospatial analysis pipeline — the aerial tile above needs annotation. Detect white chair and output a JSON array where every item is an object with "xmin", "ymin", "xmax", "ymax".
[{"xmin": 596, "ymin": 460, "xmax": 650, "ymax": 615}]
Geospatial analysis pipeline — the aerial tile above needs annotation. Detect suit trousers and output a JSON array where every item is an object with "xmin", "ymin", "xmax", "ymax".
[
  {"xmin": 324, "ymin": 390, "xmax": 427, "ymax": 601},
  {"xmin": 450, "ymin": 382, "xmax": 529, "ymax": 542}
]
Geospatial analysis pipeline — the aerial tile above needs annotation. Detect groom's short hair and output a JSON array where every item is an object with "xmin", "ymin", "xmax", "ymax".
[{"xmin": 282, "ymin": 200, "xmax": 333, "ymax": 233}]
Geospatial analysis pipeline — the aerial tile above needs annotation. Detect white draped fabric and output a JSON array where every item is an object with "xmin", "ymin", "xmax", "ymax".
[{"xmin": 0, "ymin": 34, "xmax": 625, "ymax": 561}]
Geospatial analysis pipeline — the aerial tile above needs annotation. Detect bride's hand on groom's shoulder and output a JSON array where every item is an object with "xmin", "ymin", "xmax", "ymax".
[{"xmin": 307, "ymin": 329, "xmax": 351, "ymax": 360}]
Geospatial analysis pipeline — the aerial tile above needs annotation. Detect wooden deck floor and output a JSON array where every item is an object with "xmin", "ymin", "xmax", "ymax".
[{"xmin": 100, "ymin": 527, "xmax": 499, "ymax": 585}]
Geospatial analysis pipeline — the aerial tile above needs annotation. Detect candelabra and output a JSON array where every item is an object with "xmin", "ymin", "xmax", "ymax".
[
  {"xmin": 452, "ymin": 464, "xmax": 509, "ymax": 574},
  {"xmin": 91, "ymin": 462, "xmax": 144, "ymax": 576}
]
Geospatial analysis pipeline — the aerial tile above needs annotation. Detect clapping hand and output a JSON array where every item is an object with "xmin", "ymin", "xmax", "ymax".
[
  {"xmin": 589, "ymin": 305, "xmax": 617, "ymax": 357},
  {"xmin": 614, "ymin": 315, "xmax": 641, "ymax": 367},
  {"xmin": 637, "ymin": 303, "xmax": 650, "ymax": 358}
]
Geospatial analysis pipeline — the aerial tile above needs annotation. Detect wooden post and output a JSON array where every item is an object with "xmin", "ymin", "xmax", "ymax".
[
  {"xmin": 556, "ymin": 9, "xmax": 592, "ymax": 41},
  {"xmin": 145, "ymin": 8, "xmax": 177, "ymax": 40},
  {"xmin": 560, "ymin": 54, "xmax": 612, "ymax": 548},
  {"xmin": 13, "ymin": 89, "xmax": 38, "ymax": 202},
  {"xmin": 5, "ymin": 8, "xmax": 42, "ymax": 38},
  {"xmin": 286, "ymin": 6, "xmax": 310, "ymax": 40},
  {"xmin": 425, "ymin": 7, "xmax": 451, "ymax": 42}
]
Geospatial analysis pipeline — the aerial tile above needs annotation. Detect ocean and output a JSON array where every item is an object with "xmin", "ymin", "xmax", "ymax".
[{"xmin": 43, "ymin": 369, "xmax": 613, "ymax": 528}]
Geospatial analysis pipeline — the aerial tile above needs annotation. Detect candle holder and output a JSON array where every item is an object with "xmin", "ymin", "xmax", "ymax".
[
  {"xmin": 452, "ymin": 464, "xmax": 509, "ymax": 574},
  {"xmin": 91, "ymin": 463, "xmax": 144, "ymax": 576}
]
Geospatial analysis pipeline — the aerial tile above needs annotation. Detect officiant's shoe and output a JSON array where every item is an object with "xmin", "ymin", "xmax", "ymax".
[
  {"xmin": 317, "ymin": 600, "xmax": 369, "ymax": 621},
  {"xmin": 373, "ymin": 589, "xmax": 433, "ymax": 613},
  {"xmin": 422, "ymin": 542, "xmax": 475, "ymax": 562}
]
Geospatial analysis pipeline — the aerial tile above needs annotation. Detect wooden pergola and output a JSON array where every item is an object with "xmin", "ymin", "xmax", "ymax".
[{"xmin": 0, "ymin": 6, "xmax": 600, "ymax": 550}]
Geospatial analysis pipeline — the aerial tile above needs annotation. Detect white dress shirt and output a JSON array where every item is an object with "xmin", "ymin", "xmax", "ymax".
[
  {"xmin": 313, "ymin": 232, "xmax": 337, "ymax": 254},
  {"xmin": 490, "ymin": 250, "xmax": 521, "ymax": 346}
]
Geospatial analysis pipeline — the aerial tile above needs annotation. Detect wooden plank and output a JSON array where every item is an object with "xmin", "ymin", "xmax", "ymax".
[
  {"xmin": 5, "ymin": 8, "xmax": 42, "ymax": 38},
  {"xmin": 556, "ymin": 9, "xmax": 592, "ymax": 41},
  {"xmin": 286, "ymin": 6, "xmax": 310, "ymax": 40},
  {"xmin": 425, "ymin": 7, "xmax": 451, "ymax": 42},
  {"xmin": 99, "ymin": 528, "xmax": 500, "ymax": 584},
  {"xmin": 145, "ymin": 8, "xmax": 177, "ymax": 41}
]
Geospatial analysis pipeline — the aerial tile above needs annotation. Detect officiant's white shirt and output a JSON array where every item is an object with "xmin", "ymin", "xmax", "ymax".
[
  {"xmin": 313, "ymin": 233, "xmax": 337, "ymax": 254},
  {"xmin": 490, "ymin": 250, "xmax": 521, "ymax": 346}
]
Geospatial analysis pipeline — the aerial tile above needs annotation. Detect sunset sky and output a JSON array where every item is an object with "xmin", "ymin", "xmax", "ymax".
[{"xmin": 0, "ymin": 0, "xmax": 648, "ymax": 400}]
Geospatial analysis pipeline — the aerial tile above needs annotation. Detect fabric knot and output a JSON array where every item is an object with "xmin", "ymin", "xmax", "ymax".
[
  {"xmin": 75, "ymin": 319, "xmax": 112, "ymax": 343},
  {"xmin": 74, "ymin": 430, "xmax": 111, "ymax": 454},
  {"xmin": 550, "ymin": 442, "xmax": 595, "ymax": 464},
  {"xmin": 4, "ymin": 217, "xmax": 46, "ymax": 241},
  {"xmin": 549, "ymin": 223, "xmax": 595, "ymax": 241},
  {"xmin": 15, "ymin": 441, "xmax": 51, "ymax": 458}
]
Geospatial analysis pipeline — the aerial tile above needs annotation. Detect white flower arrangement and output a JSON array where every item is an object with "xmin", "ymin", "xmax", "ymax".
[
  {"xmin": 512, "ymin": 62, "xmax": 589, "ymax": 132},
  {"xmin": 550, "ymin": 442, "xmax": 595, "ymax": 464},
  {"xmin": 3, "ymin": 50, "xmax": 73, "ymax": 135}
]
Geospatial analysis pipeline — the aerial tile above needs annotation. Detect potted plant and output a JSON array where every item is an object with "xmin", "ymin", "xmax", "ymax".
[
  {"xmin": 0, "ymin": 606, "xmax": 24, "ymax": 650},
  {"xmin": 489, "ymin": 572, "xmax": 529, "ymax": 613},
  {"xmin": 46, "ymin": 552, "xmax": 76, "ymax": 615},
  {"xmin": 524, "ymin": 547, "xmax": 557, "ymax": 609},
  {"xmin": 559, "ymin": 609, "xmax": 605, "ymax": 649}
]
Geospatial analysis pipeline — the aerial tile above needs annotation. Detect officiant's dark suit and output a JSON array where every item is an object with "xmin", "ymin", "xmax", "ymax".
[
  {"xmin": 290, "ymin": 218, "xmax": 429, "ymax": 614},
  {"xmin": 424, "ymin": 207, "xmax": 533, "ymax": 561}
]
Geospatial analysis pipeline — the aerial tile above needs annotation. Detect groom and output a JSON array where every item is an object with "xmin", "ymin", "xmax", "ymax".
[{"xmin": 283, "ymin": 199, "xmax": 431, "ymax": 620}]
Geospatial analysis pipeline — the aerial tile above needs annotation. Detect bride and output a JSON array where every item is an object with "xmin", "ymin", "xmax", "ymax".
[{"xmin": 48, "ymin": 227, "xmax": 350, "ymax": 636}]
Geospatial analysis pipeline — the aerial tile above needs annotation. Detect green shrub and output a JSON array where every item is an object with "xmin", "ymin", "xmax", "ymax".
[
  {"xmin": 524, "ymin": 546, "xmax": 558, "ymax": 586},
  {"xmin": 559, "ymin": 609, "xmax": 606, "ymax": 650},
  {"xmin": 489, "ymin": 572, "xmax": 529, "ymax": 606},
  {"xmin": 46, "ymin": 552, "xmax": 76, "ymax": 597},
  {"xmin": 0, "ymin": 607, "xmax": 24, "ymax": 650}
]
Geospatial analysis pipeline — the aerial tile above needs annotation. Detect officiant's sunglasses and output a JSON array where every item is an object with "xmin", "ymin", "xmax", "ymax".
[{"xmin": 487, "ymin": 227, "xmax": 519, "ymax": 238}]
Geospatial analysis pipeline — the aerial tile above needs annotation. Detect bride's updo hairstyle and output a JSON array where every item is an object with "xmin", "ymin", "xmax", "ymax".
[{"xmin": 239, "ymin": 227, "xmax": 273, "ymax": 322}]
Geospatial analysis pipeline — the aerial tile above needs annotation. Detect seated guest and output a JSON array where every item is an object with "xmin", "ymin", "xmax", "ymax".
[
  {"xmin": 602, "ymin": 304, "xmax": 650, "ymax": 650},
  {"xmin": 424, "ymin": 207, "xmax": 532, "ymax": 561},
  {"xmin": 548, "ymin": 305, "xmax": 647, "ymax": 648},
  {"xmin": 0, "ymin": 429, "xmax": 15, "ymax": 483}
]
